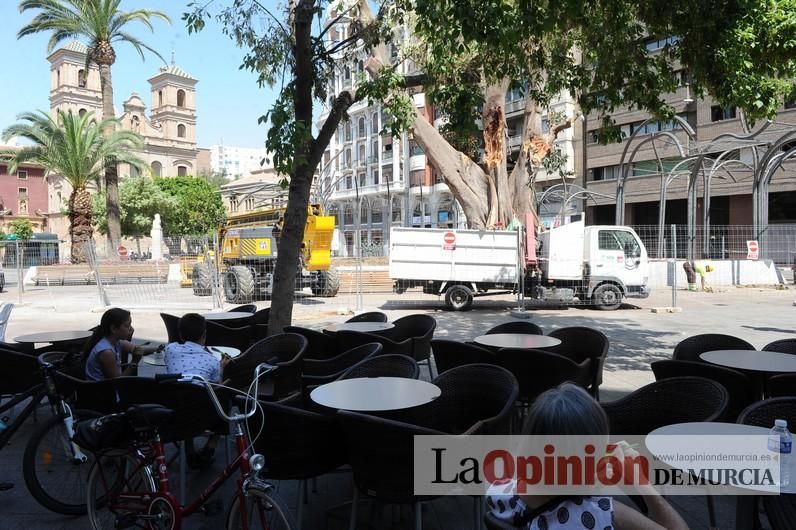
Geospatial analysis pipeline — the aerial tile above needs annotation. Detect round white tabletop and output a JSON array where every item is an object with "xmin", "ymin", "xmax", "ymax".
[
  {"xmin": 310, "ymin": 377, "xmax": 440, "ymax": 411},
  {"xmin": 203, "ymin": 312, "xmax": 252, "ymax": 321},
  {"xmin": 324, "ymin": 322, "xmax": 395, "ymax": 333},
  {"xmin": 14, "ymin": 330, "xmax": 93, "ymax": 344},
  {"xmin": 473, "ymin": 333, "xmax": 561, "ymax": 350},
  {"xmin": 142, "ymin": 345, "xmax": 241, "ymax": 367},
  {"xmin": 701, "ymin": 350, "xmax": 796, "ymax": 373}
]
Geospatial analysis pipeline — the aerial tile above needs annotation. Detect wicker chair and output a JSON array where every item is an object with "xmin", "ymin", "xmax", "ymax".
[
  {"xmin": 250, "ymin": 308, "xmax": 270, "ymax": 325},
  {"xmin": 763, "ymin": 339, "xmax": 796, "ymax": 356},
  {"xmin": 160, "ymin": 313, "xmax": 181, "ymax": 343},
  {"xmin": 0, "ymin": 348, "xmax": 41, "ymax": 397},
  {"xmin": 252, "ymin": 324, "xmax": 269, "ymax": 342},
  {"xmin": 228, "ymin": 304, "xmax": 257, "ymax": 314},
  {"xmin": 651, "ymin": 359, "xmax": 756, "ymax": 421},
  {"xmin": 768, "ymin": 374, "xmax": 796, "ymax": 398},
  {"xmin": 383, "ymin": 314, "xmax": 437, "ymax": 378},
  {"xmin": 602, "ymin": 376, "xmax": 728, "ymax": 435},
  {"xmin": 339, "ymin": 354, "xmax": 419, "ymax": 380},
  {"xmin": 430, "ymin": 339, "xmax": 498, "ymax": 374},
  {"xmin": 223, "ymin": 333, "xmax": 308, "ymax": 400},
  {"xmin": 284, "ymin": 326, "xmax": 341, "ymax": 361},
  {"xmin": 336, "ymin": 330, "xmax": 414, "ymax": 357},
  {"xmin": 301, "ymin": 342, "xmax": 382, "ymax": 389},
  {"xmin": 497, "ymin": 349, "xmax": 592, "ymax": 408},
  {"xmin": 486, "ymin": 321, "xmax": 543, "ymax": 336},
  {"xmin": 346, "ymin": 311, "xmax": 388, "ymax": 323},
  {"xmin": 544, "ymin": 326, "xmax": 609, "ymax": 399},
  {"xmin": 672, "ymin": 333, "xmax": 755, "ymax": 362},
  {"xmin": 205, "ymin": 321, "xmax": 252, "ymax": 352}
]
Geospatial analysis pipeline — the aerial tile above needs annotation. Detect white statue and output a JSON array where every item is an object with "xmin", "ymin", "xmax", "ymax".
[{"xmin": 150, "ymin": 213, "xmax": 163, "ymax": 261}]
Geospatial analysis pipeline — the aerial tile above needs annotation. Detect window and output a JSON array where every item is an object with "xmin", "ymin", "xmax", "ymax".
[
  {"xmin": 358, "ymin": 144, "xmax": 365, "ymax": 165},
  {"xmin": 17, "ymin": 170, "xmax": 27, "ymax": 180},
  {"xmin": 358, "ymin": 117, "xmax": 365, "ymax": 138},
  {"xmin": 373, "ymin": 170, "xmax": 379, "ymax": 185},
  {"xmin": 359, "ymin": 172, "xmax": 366, "ymax": 187},
  {"xmin": 245, "ymin": 198, "xmax": 255, "ymax": 210},
  {"xmin": 345, "ymin": 175, "xmax": 352, "ymax": 189},
  {"xmin": 229, "ymin": 198, "xmax": 238, "ymax": 212},
  {"xmin": 158, "ymin": 90, "xmax": 163, "ymax": 107},
  {"xmin": 588, "ymin": 165, "xmax": 623, "ymax": 181},
  {"xmin": 360, "ymin": 202, "xmax": 368, "ymax": 224},
  {"xmin": 344, "ymin": 149, "xmax": 352, "ymax": 168},
  {"xmin": 384, "ymin": 170, "xmax": 393, "ymax": 182},
  {"xmin": 371, "ymin": 202, "xmax": 383, "ymax": 224},
  {"xmin": 392, "ymin": 198, "xmax": 402, "ymax": 222},
  {"xmin": 56, "ymin": 69, "xmax": 60, "ymax": 86},
  {"xmin": 344, "ymin": 66, "xmax": 351, "ymax": 80},
  {"xmin": 711, "ymin": 105, "xmax": 737, "ymax": 122},
  {"xmin": 78, "ymin": 69, "xmax": 86, "ymax": 88},
  {"xmin": 409, "ymin": 141, "xmax": 424, "ymax": 156},
  {"xmin": 151, "ymin": 161, "xmax": 163, "ymax": 177},
  {"xmin": 345, "ymin": 122, "xmax": 352, "ymax": 142},
  {"xmin": 18, "ymin": 187, "xmax": 27, "ymax": 197},
  {"xmin": 344, "ymin": 206, "xmax": 354, "ymax": 225},
  {"xmin": 177, "ymin": 89, "xmax": 186, "ymax": 107},
  {"xmin": 177, "ymin": 166, "xmax": 187, "ymax": 176},
  {"xmin": 645, "ymin": 35, "xmax": 680, "ymax": 52},
  {"xmin": 410, "ymin": 170, "xmax": 424, "ymax": 187},
  {"xmin": 598, "ymin": 230, "xmax": 641, "ymax": 257},
  {"xmin": 371, "ymin": 113, "xmax": 379, "ymax": 134},
  {"xmin": 383, "ymin": 143, "xmax": 393, "ymax": 159},
  {"xmin": 78, "ymin": 108, "xmax": 87, "ymax": 117},
  {"xmin": 177, "ymin": 124, "xmax": 186, "ymax": 138}
]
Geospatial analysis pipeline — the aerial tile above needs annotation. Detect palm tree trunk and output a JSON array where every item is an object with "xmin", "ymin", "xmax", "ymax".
[
  {"xmin": 69, "ymin": 188, "xmax": 93, "ymax": 263},
  {"xmin": 98, "ymin": 62, "xmax": 121, "ymax": 256}
]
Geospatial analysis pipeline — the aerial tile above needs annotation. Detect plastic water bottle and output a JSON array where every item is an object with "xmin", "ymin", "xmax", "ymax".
[{"xmin": 769, "ymin": 419, "xmax": 792, "ymax": 487}]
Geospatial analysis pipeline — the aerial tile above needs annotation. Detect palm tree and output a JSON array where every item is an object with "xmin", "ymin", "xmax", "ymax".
[
  {"xmin": 17, "ymin": 0, "xmax": 170, "ymax": 254},
  {"xmin": 1, "ymin": 110, "xmax": 145, "ymax": 263}
]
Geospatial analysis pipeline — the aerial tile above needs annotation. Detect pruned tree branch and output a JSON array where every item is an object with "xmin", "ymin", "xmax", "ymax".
[{"xmin": 310, "ymin": 91, "xmax": 355, "ymax": 169}]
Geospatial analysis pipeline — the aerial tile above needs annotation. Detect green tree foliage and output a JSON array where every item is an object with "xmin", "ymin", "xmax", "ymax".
[
  {"xmin": 8, "ymin": 219, "xmax": 34, "ymax": 241},
  {"xmin": 93, "ymin": 176, "xmax": 177, "ymax": 237},
  {"xmin": 153, "ymin": 176, "xmax": 226, "ymax": 236}
]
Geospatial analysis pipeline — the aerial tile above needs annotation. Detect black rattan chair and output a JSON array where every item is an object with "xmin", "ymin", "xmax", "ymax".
[
  {"xmin": 768, "ymin": 374, "xmax": 796, "ymax": 398},
  {"xmin": 544, "ymin": 326, "xmax": 609, "ymax": 399},
  {"xmin": 430, "ymin": 339, "xmax": 498, "ymax": 374},
  {"xmin": 160, "ymin": 313, "xmax": 181, "ymax": 343},
  {"xmin": 602, "ymin": 376, "xmax": 728, "ymax": 435},
  {"xmin": 228, "ymin": 304, "xmax": 257, "ymax": 314},
  {"xmin": 250, "ymin": 307, "xmax": 270, "ymax": 325},
  {"xmin": 384, "ymin": 314, "xmax": 437, "ymax": 379},
  {"xmin": 252, "ymin": 324, "xmax": 269, "ymax": 342},
  {"xmin": 301, "ymin": 342, "xmax": 382, "ymax": 389},
  {"xmin": 339, "ymin": 354, "xmax": 419, "ymax": 380},
  {"xmin": 205, "ymin": 321, "xmax": 252, "ymax": 352},
  {"xmin": 337, "ymin": 330, "xmax": 413, "ymax": 357},
  {"xmin": 346, "ymin": 311, "xmax": 388, "ymax": 323},
  {"xmin": 223, "ymin": 333, "xmax": 308, "ymax": 400},
  {"xmin": 497, "ymin": 349, "xmax": 591, "ymax": 408},
  {"xmin": 486, "ymin": 321, "xmax": 543, "ymax": 336},
  {"xmin": 763, "ymin": 339, "xmax": 796, "ymax": 356},
  {"xmin": 672, "ymin": 333, "xmax": 755, "ymax": 362},
  {"xmin": 0, "ymin": 348, "xmax": 41, "ymax": 396},
  {"xmin": 651, "ymin": 359, "xmax": 756, "ymax": 421},
  {"xmin": 284, "ymin": 326, "xmax": 341, "ymax": 361}
]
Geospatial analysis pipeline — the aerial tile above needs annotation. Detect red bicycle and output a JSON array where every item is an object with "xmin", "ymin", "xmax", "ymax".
[{"xmin": 82, "ymin": 364, "xmax": 295, "ymax": 529}]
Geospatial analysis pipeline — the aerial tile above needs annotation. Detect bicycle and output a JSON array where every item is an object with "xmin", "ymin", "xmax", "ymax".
[
  {"xmin": 0, "ymin": 349, "xmax": 102, "ymax": 514},
  {"xmin": 83, "ymin": 364, "xmax": 296, "ymax": 530}
]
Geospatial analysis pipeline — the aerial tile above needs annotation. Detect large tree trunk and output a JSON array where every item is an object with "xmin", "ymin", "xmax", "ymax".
[
  {"xmin": 69, "ymin": 187, "xmax": 93, "ymax": 263},
  {"xmin": 98, "ymin": 61, "xmax": 121, "ymax": 257}
]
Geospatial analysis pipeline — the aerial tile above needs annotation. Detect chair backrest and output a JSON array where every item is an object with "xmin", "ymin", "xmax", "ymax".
[
  {"xmin": 224, "ymin": 333, "xmax": 308, "ymax": 398},
  {"xmin": 0, "ymin": 348, "xmax": 40, "ymax": 395},
  {"xmin": 486, "ymin": 321, "xmax": 543, "ymax": 336},
  {"xmin": 346, "ymin": 311, "xmax": 388, "ymax": 323},
  {"xmin": 0, "ymin": 303, "xmax": 14, "ymax": 342},
  {"xmin": 160, "ymin": 313, "xmax": 181, "ymax": 344},
  {"xmin": 253, "ymin": 324, "xmax": 269, "ymax": 342},
  {"xmin": 672, "ymin": 334, "xmax": 755, "ymax": 362},
  {"xmin": 496, "ymin": 349, "xmax": 592, "ymax": 404},
  {"xmin": 738, "ymin": 397, "xmax": 796, "ymax": 429},
  {"xmin": 340, "ymin": 354, "xmax": 419, "ymax": 380},
  {"xmin": 250, "ymin": 307, "xmax": 271, "ymax": 326},
  {"xmin": 284, "ymin": 326, "xmax": 341, "ymax": 361},
  {"xmin": 651, "ymin": 359, "xmax": 755, "ymax": 421},
  {"xmin": 763, "ymin": 339, "xmax": 796, "ymax": 356},
  {"xmin": 302, "ymin": 342, "xmax": 382, "ymax": 379},
  {"xmin": 545, "ymin": 326, "xmax": 610, "ymax": 393},
  {"xmin": 336, "ymin": 330, "xmax": 413, "ymax": 356},
  {"xmin": 602, "ymin": 376, "xmax": 729, "ymax": 435},
  {"xmin": 229, "ymin": 304, "xmax": 257, "ymax": 314},
  {"xmin": 768, "ymin": 374, "xmax": 796, "ymax": 398},
  {"xmin": 205, "ymin": 321, "xmax": 252, "ymax": 352},
  {"xmin": 430, "ymin": 339, "xmax": 498, "ymax": 374},
  {"xmin": 53, "ymin": 370, "xmax": 123, "ymax": 415},
  {"xmin": 386, "ymin": 314, "xmax": 437, "ymax": 361}
]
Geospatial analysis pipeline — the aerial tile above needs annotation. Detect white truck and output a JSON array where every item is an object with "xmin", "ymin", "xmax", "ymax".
[{"xmin": 389, "ymin": 221, "xmax": 649, "ymax": 311}]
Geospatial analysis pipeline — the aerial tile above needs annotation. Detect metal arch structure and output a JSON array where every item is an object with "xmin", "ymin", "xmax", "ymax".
[{"xmin": 537, "ymin": 183, "xmax": 615, "ymax": 220}]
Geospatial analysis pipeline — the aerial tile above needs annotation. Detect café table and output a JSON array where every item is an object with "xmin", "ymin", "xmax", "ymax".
[
  {"xmin": 202, "ymin": 311, "xmax": 252, "ymax": 321},
  {"xmin": 647, "ymin": 422, "xmax": 795, "ymax": 530},
  {"xmin": 323, "ymin": 322, "xmax": 395, "ymax": 333},
  {"xmin": 700, "ymin": 350, "xmax": 796, "ymax": 374},
  {"xmin": 141, "ymin": 345, "xmax": 241, "ymax": 367},
  {"xmin": 310, "ymin": 377, "xmax": 440, "ymax": 412},
  {"xmin": 13, "ymin": 330, "xmax": 93, "ymax": 350},
  {"xmin": 473, "ymin": 333, "xmax": 561, "ymax": 350}
]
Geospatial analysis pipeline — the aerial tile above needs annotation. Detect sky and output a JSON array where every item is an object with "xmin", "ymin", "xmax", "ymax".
[{"xmin": 0, "ymin": 0, "xmax": 280, "ymax": 149}]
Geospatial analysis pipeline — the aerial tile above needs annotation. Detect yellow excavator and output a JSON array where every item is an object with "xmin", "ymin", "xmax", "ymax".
[{"xmin": 189, "ymin": 203, "xmax": 339, "ymax": 302}]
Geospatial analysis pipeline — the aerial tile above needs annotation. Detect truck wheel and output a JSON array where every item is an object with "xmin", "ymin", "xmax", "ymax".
[
  {"xmin": 592, "ymin": 283, "xmax": 622, "ymax": 310},
  {"xmin": 224, "ymin": 266, "xmax": 255, "ymax": 303},
  {"xmin": 311, "ymin": 270, "xmax": 340, "ymax": 297},
  {"xmin": 445, "ymin": 285, "xmax": 473, "ymax": 311},
  {"xmin": 191, "ymin": 262, "xmax": 212, "ymax": 296}
]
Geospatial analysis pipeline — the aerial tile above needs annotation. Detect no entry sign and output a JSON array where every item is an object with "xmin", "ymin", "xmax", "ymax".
[
  {"xmin": 746, "ymin": 240, "xmax": 759, "ymax": 260},
  {"xmin": 443, "ymin": 231, "xmax": 456, "ymax": 250}
]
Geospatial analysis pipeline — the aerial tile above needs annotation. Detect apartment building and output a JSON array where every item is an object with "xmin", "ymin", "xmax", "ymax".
[{"xmin": 209, "ymin": 144, "xmax": 270, "ymax": 179}]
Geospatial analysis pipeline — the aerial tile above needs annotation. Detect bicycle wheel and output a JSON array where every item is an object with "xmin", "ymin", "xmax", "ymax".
[
  {"xmin": 22, "ymin": 408, "xmax": 102, "ymax": 515},
  {"xmin": 226, "ymin": 486, "xmax": 297, "ymax": 530},
  {"xmin": 86, "ymin": 452, "xmax": 156, "ymax": 530}
]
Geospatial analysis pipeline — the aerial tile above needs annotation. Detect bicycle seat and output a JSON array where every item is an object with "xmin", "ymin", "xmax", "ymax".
[{"xmin": 126, "ymin": 404, "xmax": 176, "ymax": 432}]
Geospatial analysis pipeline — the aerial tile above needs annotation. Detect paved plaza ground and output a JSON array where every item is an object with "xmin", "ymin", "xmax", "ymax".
[{"xmin": 0, "ymin": 282, "xmax": 792, "ymax": 528}]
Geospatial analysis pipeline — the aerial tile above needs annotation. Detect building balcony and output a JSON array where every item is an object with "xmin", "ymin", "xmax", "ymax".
[
  {"xmin": 382, "ymin": 151, "xmax": 393, "ymax": 161},
  {"xmin": 367, "ymin": 156, "xmax": 379, "ymax": 165}
]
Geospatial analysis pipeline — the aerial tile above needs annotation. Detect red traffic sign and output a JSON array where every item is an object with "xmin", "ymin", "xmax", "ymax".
[
  {"xmin": 746, "ymin": 240, "xmax": 759, "ymax": 260},
  {"xmin": 443, "ymin": 231, "xmax": 456, "ymax": 250},
  {"xmin": 117, "ymin": 245, "xmax": 128, "ymax": 257}
]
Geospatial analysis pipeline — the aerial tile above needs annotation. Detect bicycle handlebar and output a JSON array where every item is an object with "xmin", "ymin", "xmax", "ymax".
[{"xmin": 155, "ymin": 363, "xmax": 276, "ymax": 423}]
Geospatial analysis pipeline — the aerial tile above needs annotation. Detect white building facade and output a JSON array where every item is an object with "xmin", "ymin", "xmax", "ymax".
[{"xmin": 209, "ymin": 144, "xmax": 270, "ymax": 179}]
